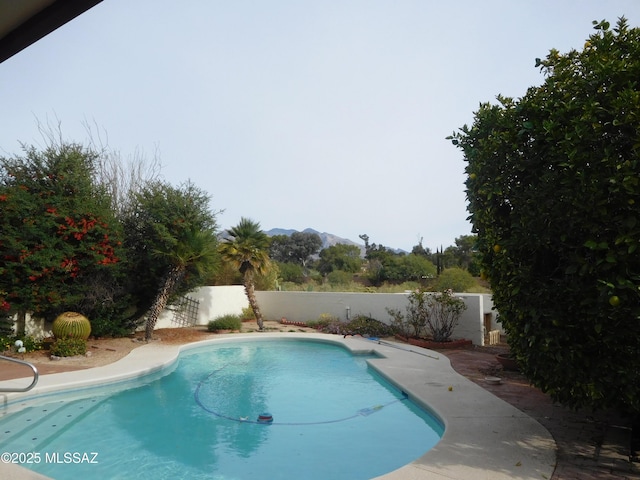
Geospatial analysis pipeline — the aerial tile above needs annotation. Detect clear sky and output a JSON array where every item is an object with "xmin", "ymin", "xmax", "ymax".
[{"xmin": 2, "ymin": 1, "xmax": 639, "ymax": 252}]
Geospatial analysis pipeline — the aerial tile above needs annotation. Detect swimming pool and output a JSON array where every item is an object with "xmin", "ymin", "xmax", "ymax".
[{"xmin": 0, "ymin": 339, "xmax": 443, "ymax": 480}]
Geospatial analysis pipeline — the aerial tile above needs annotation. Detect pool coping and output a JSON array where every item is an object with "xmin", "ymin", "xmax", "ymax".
[{"xmin": 0, "ymin": 333, "xmax": 556, "ymax": 480}]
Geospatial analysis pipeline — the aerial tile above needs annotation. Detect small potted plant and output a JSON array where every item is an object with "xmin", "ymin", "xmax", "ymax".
[{"xmin": 495, "ymin": 352, "xmax": 519, "ymax": 371}]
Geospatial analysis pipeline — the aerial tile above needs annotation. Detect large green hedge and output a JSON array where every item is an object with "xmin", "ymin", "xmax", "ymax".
[{"xmin": 451, "ymin": 19, "xmax": 640, "ymax": 415}]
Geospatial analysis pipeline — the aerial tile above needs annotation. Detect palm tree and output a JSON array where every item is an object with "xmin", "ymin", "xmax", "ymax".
[
  {"xmin": 220, "ymin": 218, "xmax": 271, "ymax": 330},
  {"xmin": 144, "ymin": 229, "xmax": 219, "ymax": 341}
]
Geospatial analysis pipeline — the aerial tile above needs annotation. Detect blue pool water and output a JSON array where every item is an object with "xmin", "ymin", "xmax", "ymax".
[{"xmin": 1, "ymin": 339, "xmax": 443, "ymax": 479}]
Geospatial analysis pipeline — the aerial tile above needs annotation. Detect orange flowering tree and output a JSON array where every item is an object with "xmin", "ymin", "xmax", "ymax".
[{"xmin": 0, "ymin": 144, "xmax": 128, "ymax": 331}]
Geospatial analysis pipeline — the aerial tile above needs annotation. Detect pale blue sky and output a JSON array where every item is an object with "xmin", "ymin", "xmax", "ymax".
[{"xmin": 2, "ymin": 1, "xmax": 639, "ymax": 251}]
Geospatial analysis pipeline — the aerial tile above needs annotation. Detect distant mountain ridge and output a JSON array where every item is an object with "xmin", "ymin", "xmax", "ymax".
[{"xmin": 265, "ymin": 227, "xmax": 363, "ymax": 251}]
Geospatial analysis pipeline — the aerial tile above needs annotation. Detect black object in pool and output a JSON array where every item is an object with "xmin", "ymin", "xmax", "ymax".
[{"xmin": 257, "ymin": 413, "xmax": 273, "ymax": 423}]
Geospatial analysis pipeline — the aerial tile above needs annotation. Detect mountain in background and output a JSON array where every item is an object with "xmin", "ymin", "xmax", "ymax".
[
  {"xmin": 265, "ymin": 228, "xmax": 407, "ymax": 255},
  {"xmin": 266, "ymin": 227, "xmax": 363, "ymax": 250}
]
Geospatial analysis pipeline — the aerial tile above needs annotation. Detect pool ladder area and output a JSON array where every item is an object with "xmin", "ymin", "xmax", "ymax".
[{"xmin": 0, "ymin": 355, "xmax": 39, "ymax": 392}]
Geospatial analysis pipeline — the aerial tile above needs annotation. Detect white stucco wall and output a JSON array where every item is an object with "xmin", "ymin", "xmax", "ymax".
[
  {"xmin": 155, "ymin": 285, "xmax": 248, "ymax": 329},
  {"xmin": 19, "ymin": 286, "xmax": 498, "ymax": 346},
  {"xmin": 254, "ymin": 291, "xmax": 496, "ymax": 346}
]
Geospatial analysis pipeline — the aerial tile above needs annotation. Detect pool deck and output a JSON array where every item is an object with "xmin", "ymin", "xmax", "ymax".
[{"xmin": 1, "ymin": 333, "xmax": 556, "ymax": 479}]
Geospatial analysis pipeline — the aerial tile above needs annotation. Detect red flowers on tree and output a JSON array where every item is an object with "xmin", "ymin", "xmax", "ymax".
[{"xmin": 0, "ymin": 143, "xmax": 126, "ymax": 315}]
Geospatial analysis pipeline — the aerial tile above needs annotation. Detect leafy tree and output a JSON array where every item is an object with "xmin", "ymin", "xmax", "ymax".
[
  {"xmin": 269, "ymin": 232, "xmax": 322, "ymax": 266},
  {"xmin": 450, "ymin": 19, "xmax": 640, "ymax": 415},
  {"xmin": 360, "ymin": 233, "xmax": 400, "ymax": 285},
  {"xmin": 449, "ymin": 235, "xmax": 481, "ymax": 275},
  {"xmin": 219, "ymin": 218, "xmax": 271, "ymax": 330},
  {"xmin": 0, "ymin": 144, "xmax": 128, "ymax": 332},
  {"xmin": 0, "ymin": 291, "xmax": 13, "ymax": 336},
  {"xmin": 269, "ymin": 235, "xmax": 292, "ymax": 263},
  {"xmin": 411, "ymin": 238, "xmax": 432, "ymax": 258},
  {"xmin": 144, "ymin": 228, "xmax": 219, "ymax": 341},
  {"xmin": 361, "ymin": 233, "xmax": 437, "ymax": 285},
  {"xmin": 436, "ymin": 246, "xmax": 456, "ymax": 273},
  {"xmin": 276, "ymin": 261, "xmax": 305, "ymax": 283},
  {"xmin": 316, "ymin": 244, "xmax": 362, "ymax": 275},
  {"xmin": 359, "ymin": 233, "xmax": 393, "ymax": 262},
  {"xmin": 209, "ymin": 260, "xmax": 242, "ymax": 286},
  {"xmin": 372, "ymin": 254, "xmax": 437, "ymax": 285},
  {"xmin": 432, "ymin": 267, "xmax": 477, "ymax": 292},
  {"xmin": 122, "ymin": 180, "xmax": 220, "ymax": 340}
]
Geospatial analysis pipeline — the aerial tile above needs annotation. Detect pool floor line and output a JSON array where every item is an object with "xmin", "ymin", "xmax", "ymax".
[{"xmin": 0, "ymin": 332, "xmax": 556, "ymax": 480}]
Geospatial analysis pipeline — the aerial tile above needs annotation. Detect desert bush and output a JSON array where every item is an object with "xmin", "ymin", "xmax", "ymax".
[
  {"xmin": 307, "ymin": 313, "xmax": 395, "ymax": 337},
  {"xmin": 375, "ymin": 282, "xmax": 422, "ymax": 293},
  {"xmin": 0, "ymin": 313, "xmax": 13, "ymax": 336},
  {"xmin": 305, "ymin": 313, "xmax": 340, "ymax": 330},
  {"xmin": 425, "ymin": 290, "xmax": 467, "ymax": 342},
  {"xmin": 432, "ymin": 268, "xmax": 477, "ymax": 292},
  {"xmin": 241, "ymin": 306, "xmax": 255, "ymax": 320},
  {"xmin": 327, "ymin": 270, "xmax": 353, "ymax": 286},
  {"xmin": 314, "ymin": 319, "xmax": 350, "ymax": 335},
  {"xmin": 207, "ymin": 314, "xmax": 242, "ymax": 332},
  {"xmin": 89, "ymin": 311, "xmax": 138, "ymax": 338},
  {"xmin": 387, "ymin": 289, "xmax": 466, "ymax": 342},
  {"xmin": 50, "ymin": 337, "xmax": 87, "ymax": 357},
  {"xmin": 0, "ymin": 336, "xmax": 11, "ymax": 352},
  {"xmin": 346, "ymin": 314, "xmax": 396, "ymax": 337},
  {"xmin": 386, "ymin": 290, "xmax": 429, "ymax": 338},
  {"xmin": 0, "ymin": 335, "xmax": 41, "ymax": 353},
  {"xmin": 386, "ymin": 308, "xmax": 413, "ymax": 339}
]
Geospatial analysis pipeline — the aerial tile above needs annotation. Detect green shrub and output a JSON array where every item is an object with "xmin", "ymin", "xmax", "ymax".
[
  {"xmin": 425, "ymin": 289, "xmax": 467, "ymax": 342},
  {"xmin": 87, "ymin": 302, "xmax": 140, "ymax": 338},
  {"xmin": 0, "ymin": 314, "xmax": 13, "ymax": 336},
  {"xmin": 433, "ymin": 268, "xmax": 477, "ymax": 292},
  {"xmin": 305, "ymin": 313, "xmax": 338, "ymax": 330},
  {"xmin": 346, "ymin": 314, "xmax": 397, "ymax": 337},
  {"xmin": 387, "ymin": 289, "xmax": 467, "ymax": 341},
  {"xmin": 314, "ymin": 318, "xmax": 349, "ymax": 335},
  {"xmin": 240, "ymin": 306, "xmax": 255, "ymax": 320},
  {"xmin": 89, "ymin": 314, "xmax": 135, "ymax": 338},
  {"xmin": 305, "ymin": 313, "xmax": 395, "ymax": 337},
  {"xmin": 207, "ymin": 314, "xmax": 242, "ymax": 332},
  {"xmin": 327, "ymin": 270, "xmax": 353, "ymax": 286},
  {"xmin": 0, "ymin": 335, "xmax": 14, "ymax": 352},
  {"xmin": 277, "ymin": 262, "xmax": 305, "ymax": 283},
  {"xmin": 376, "ymin": 282, "xmax": 422, "ymax": 293},
  {"xmin": 15, "ymin": 335, "xmax": 41, "ymax": 353},
  {"xmin": 50, "ymin": 337, "xmax": 87, "ymax": 357},
  {"xmin": 450, "ymin": 19, "xmax": 640, "ymax": 413},
  {"xmin": 0, "ymin": 335, "xmax": 42, "ymax": 353}
]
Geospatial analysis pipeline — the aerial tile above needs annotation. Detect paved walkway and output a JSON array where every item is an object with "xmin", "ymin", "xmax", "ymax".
[{"xmin": 442, "ymin": 347, "xmax": 640, "ymax": 480}]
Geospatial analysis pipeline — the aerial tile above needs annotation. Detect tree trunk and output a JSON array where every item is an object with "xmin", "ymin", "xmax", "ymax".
[
  {"xmin": 243, "ymin": 274, "xmax": 264, "ymax": 330},
  {"xmin": 15, "ymin": 310, "xmax": 26, "ymax": 336},
  {"xmin": 145, "ymin": 265, "xmax": 184, "ymax": 341}
]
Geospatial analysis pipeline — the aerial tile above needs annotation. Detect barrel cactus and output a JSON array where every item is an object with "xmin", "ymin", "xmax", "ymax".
[{"xmin": 52, "ymin": 312, "xmax": 92, "ymax": 340}]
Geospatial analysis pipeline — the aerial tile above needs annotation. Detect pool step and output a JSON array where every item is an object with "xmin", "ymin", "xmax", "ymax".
[{"xmin": 0, "ymin": 397, "xmax": 107, "ymax": 452}]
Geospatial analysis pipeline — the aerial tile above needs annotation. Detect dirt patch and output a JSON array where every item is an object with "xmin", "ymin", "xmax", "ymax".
[
  {"xmin": 11, "ymin": 321, "xmax": 317, "ymax": 372},
  {"xmin": 7, "ymin": 322, "xmax": 501, "ymax": 379}
]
